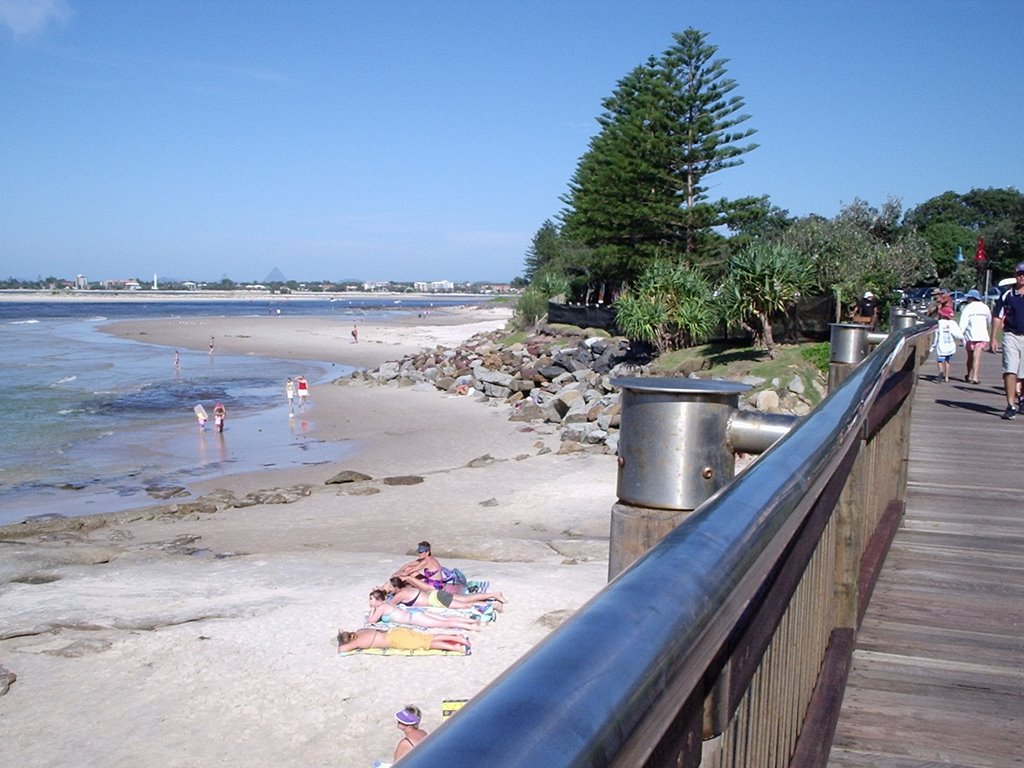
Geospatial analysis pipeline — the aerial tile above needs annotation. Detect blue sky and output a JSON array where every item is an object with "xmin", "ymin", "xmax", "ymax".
[{"xmin": 2, "ymin": 1, "xmax": 1022, "ymax": 284}]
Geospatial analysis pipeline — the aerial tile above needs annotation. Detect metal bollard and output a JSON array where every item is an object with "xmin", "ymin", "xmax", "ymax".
[
  {"xmin": 608, "ymin": 377, "xmax": 798, "ymax": 579},
  {"xmin": 889, "ymin": 308, "xmax": 919, "ymax": 332},
  {"xmin": 828, "ymin": 323, "xmax": 870, "ymax": 391}
]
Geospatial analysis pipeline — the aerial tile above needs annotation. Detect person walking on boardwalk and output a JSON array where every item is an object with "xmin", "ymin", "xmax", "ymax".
[
  {"xmin": 991, "ymin": 264, "xmax": 1024, "ymax": 419},
  {"xmin": 931, "ymin": 305, "xmax": 963, "ymax": 383},
  {"xmin": 958, "ymin": 289, "xmax": 991, "ymax": 384}
]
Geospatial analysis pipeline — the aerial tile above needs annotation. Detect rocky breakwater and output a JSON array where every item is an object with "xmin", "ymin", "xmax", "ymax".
[{"xmin": 340, "ymin": 327, "xmax": 827, "ymax": 454}]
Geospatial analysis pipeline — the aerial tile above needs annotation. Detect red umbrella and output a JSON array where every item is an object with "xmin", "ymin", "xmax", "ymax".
[{"xmin": 975, "ymin": 236, "xmax": 988, "ymax": 262}]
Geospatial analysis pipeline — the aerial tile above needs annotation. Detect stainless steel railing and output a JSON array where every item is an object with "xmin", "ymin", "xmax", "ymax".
[{"xmin": 399, "ymin": 322, "xmax": 932, "ymax": 768}]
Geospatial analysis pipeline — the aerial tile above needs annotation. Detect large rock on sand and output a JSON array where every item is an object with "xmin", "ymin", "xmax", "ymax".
[{"xmin": 325, "ymin": 470, "xmax": 373, "ymax": 485}]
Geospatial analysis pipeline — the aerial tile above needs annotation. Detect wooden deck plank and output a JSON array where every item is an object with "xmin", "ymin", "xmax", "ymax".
[{"xmin": 828, "ymin": 351, "xmax": 1024, "ymax": 768}]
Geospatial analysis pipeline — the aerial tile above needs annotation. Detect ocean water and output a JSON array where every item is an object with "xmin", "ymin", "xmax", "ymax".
[{"xmin": 0, "ymin": 297, "xmax": 471, "ymax": 526}]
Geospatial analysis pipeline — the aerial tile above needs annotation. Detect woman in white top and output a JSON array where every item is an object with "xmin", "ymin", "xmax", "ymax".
[{"xmin": 958, "ymin": 290, "xmax": 992, "ymax": 384}]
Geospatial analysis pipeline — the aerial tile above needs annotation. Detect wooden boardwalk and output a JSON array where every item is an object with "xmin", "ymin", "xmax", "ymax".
[{"xmin": 828, "ymin": 350, "xmax": 1024, "ymax": 767}]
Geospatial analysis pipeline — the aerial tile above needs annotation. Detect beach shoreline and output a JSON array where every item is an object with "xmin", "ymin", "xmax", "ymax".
[
  {"xmin": 0, "ymin": 288, "xmax": 500, "ymax": 304},
  {"xmin": 0, "ymin": 307, "xmax": 618, "ymax": 767}
]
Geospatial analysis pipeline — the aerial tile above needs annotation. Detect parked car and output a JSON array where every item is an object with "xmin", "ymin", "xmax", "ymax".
[
  {"xmin": 986, "ymin": 286, "xmax": 1004, "ymax": 305},
  {"xmin": 901, "ymin": 286, "xmax": 937, "ymax": 313}
]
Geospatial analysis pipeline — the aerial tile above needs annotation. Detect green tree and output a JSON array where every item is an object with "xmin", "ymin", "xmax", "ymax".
[
  {"xmin": 725, "ymin": 196, "xmax": 793, "ymax": 252},
  {"xmin": 718, "ymin": 243, "xmax": 813, "ymax": 354},
  {"xmin": 663, "ymin": 29, "xmax": 760, "ymax": 256},
  {"xmin": 523, "ymin": 220, "xmax": 562, "ymax": 283},
  {"xmin": 560, "ymin": 28, "xmax": 758, "ymax": 288},
  {"xmin": 905, "ymin": 187, "xmax": 1024, "ymax": 277},
  {"xmin": 515, "ymin": 272, "xmax": 571, "ymax": 327},
  {"xmin": 917, "ymin": 221, "xmax": 976, "ymax": 281},
  {"xmin": 780, "ymin": 199, "xmax": 933, "ymax": 320},
  {"xmin": 614, "ymin": 260, "xmax": 716, "ymax": 352}
]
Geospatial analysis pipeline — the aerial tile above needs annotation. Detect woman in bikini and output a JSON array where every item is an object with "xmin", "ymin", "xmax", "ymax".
[
  {"xmin": 391, "ymin": 540, "xmax": 446, "ymax": 585},
  {"xmin": 336, "ymin": 627, "xmax": 469, "ymax": 653},
  {"xmin": 393, "ymin": 705, "xmax": 427, "ymax": 762},
  {"xmin": 385, "ymin": 577, "xmax": 505, "ymax": 613},
  {"xmin": 367, "ymin": 591, "xmax": 484, "ymax": 631}
]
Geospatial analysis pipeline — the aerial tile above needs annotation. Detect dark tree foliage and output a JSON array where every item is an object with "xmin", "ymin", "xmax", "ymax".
[
  {"xmin": 726, "ymin": 196, "xmax": 793, "ymax": 248},
  {"xmin": 904, "ymin": 187, "xmax": 1024, "ymax": 277},
  {"xmin": 559, "ymin": 28, "xmax": 758, "ymax": 291},
  {"xmin": 523, "ymin": 220, "xmax": 562, "ymax": 283}
]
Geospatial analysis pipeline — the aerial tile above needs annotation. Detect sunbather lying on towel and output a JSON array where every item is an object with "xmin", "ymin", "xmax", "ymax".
[
  {"xmin": 336, "ymin": 627, "xmax": 470, "ymax": 653},
  {"xmin": 367, "ymin": 590, "xmax": 484, "ymax": 631},
  {"xmin": 385, "ymin": 577, "xmax": 505, "ymax": 612}
]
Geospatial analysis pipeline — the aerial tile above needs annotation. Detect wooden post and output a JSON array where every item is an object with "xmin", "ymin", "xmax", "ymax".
[{"xmin": 608, "ymin": 502, "xmax": 690, "ymax": 580}]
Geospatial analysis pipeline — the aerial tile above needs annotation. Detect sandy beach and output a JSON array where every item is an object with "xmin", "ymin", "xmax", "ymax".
[{"xmin": 0, "ymin": 304, "xmax": 617, "ymax": 767}]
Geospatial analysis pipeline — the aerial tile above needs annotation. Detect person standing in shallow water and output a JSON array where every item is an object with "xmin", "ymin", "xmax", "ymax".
[
  {"xmin": 212, "ymin": 402, "xmax": 226, "ymax": 433},
  {"xmin": 285, "ymin": 377, "xmax": 295, "ymax": 413},
  {"xmin": 208, "ymin": 336, "xmax": 215, "ymax": 354}
]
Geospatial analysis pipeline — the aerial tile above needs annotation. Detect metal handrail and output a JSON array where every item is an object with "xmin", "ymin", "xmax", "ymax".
[{"xmin": 399, "ymin": 324, "xmax": 932, "ymax": 768}]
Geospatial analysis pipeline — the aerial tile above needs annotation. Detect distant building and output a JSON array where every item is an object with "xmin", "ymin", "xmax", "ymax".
[
  {"xmin": 101, "ymin": 279, "xmax": 142, "ymax": 290},
  {"xmin": 75, "ymin": 275, "xmax": 88, "ymax": 290},
  {"xmin": 478, "ymin": 283, "xmax": 514, "ymax": 294},
  {"xmin": 413, "ymin": 280, "xmax": 454, "ymax": 293}
]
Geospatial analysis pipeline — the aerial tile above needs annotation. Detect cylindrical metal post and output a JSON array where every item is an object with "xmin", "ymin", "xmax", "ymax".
[
  {"xmin": 889, "ymin": 308, "xmax": 918, "ymax": 332},
  {"xmin": 608, "ymin": 378, "xmax": 750, "ymax": 579},
  {"xmin": 828, "ymin": 323, "xmax": 870, "ymax": 391}
]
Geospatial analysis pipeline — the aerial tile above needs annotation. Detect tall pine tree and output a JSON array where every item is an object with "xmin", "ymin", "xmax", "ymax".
[
  {"xmin": 561, "ymin": 28, "xmax": 758, "ymax": 288},
  {"xmin": 523, "ymin": 220, "xmax": 562, "ymax": 283}
]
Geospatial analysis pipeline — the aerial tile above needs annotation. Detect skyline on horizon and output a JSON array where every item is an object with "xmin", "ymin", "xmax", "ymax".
[{"xmin": 3, "ymin": 1, "xmax": 1022, "ymax": 283}]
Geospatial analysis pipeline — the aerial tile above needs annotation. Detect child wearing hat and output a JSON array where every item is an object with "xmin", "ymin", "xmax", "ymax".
[{"xmin": 932, "ymin": 304, "xmax": 964, "ymax": 382}]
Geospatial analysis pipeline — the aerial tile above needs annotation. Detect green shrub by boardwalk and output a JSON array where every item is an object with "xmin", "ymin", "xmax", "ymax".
[{"xmin": 651, "ymin": 341, "xmax": 827, "ymax": 406}]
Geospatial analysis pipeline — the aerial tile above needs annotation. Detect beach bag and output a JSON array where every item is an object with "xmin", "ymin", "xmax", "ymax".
[{"xmin": 441, "ymin": 567, "xmax": 469, "ymax": 594}]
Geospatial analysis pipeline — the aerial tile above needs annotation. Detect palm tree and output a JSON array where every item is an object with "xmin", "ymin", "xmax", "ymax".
[{"xmin": 719, "ymin": 244, "xmax": 813, "ymax": 355}]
